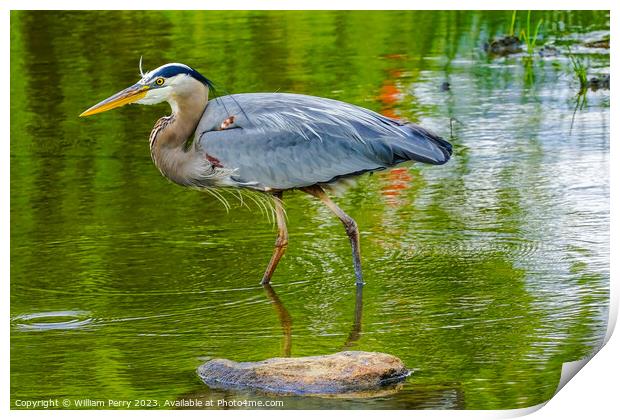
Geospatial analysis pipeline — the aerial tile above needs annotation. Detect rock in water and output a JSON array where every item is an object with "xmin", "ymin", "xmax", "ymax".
[
  {"xmin": 484, "ymin": 36, "xmax": 522, "ymax": 56},
  {"xmin": 197, "ymin": 351, "xmax": 410, "ymax": 395}
]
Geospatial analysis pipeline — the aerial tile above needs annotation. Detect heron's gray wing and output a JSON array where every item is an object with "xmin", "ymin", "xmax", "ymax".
[{"xmin": 195, "ymin": 93, "xmax": 451, "ymax": 190}]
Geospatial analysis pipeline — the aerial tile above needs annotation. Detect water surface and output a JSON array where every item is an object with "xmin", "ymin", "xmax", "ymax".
[{"xmin": 10, "ymin": 10, "xmax": 609, "ymax": 409}]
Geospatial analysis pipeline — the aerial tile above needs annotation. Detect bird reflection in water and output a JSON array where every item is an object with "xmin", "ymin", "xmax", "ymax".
[
  {"xmin": 262, "ymin": 283, "xmax": 364, "ymax": 356},
  {"xmin": 262, "ymin": 284, "xmax": 292, "ymax": 357},
  {"xmin": 343, "ymin": 284, "xmax": 364, "ymax": 350}
]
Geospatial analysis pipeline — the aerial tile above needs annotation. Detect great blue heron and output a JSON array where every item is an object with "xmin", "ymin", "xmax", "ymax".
[{"xmin": 80, "ymin": 63, "xmax": 452, "ymax": 286}]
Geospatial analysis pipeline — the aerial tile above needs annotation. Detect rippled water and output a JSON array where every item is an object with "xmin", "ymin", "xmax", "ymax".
[{"xmin": 10, "ymin": 11, "xmax": 609, "ymax": 409}]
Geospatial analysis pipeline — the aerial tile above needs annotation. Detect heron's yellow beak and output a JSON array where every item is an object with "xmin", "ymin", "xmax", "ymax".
[{"xmin": 80, "ymin": 84, "xmax": 149, "ymax": 117}]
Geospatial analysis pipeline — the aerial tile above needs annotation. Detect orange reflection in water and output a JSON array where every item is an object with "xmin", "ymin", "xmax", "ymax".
[
  {"xmin": 376, "ymin": 57, "xmax": 413, "ymax": 207},
  {"xmin": 378, "ymin": 167, "xmax": 414, "ymax": 207},
  {"xmin": 377, "ymin": 68, "xmax": 405, "ymax": 119}
]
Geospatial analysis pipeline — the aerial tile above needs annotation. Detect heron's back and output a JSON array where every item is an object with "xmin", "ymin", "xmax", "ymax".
[{"xmin": 195, "ymin": 93, "xmax": 452, "ymax": 190}]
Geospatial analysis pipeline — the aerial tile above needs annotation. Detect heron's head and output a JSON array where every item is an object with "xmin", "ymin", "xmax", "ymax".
[{"xmin": 80, "ymin": 62, "xmax": 213, "ymax": 117}]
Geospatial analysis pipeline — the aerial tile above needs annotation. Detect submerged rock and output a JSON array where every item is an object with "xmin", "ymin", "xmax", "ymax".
[
  {"xmin": 197, "ymin": 351, "xmax": 410, "ymax": 396},
  {"xmin": 484, "ymin": 36, "xmax": 522, "ymax": 56},
  {"xmin": 584, "ymin": 38, "xmax": 610, "ymax": 49},
  {"xmin": 588, "ymin": 74, "xmax": 610, "ymax": 91},
  {"xmin": 538, "ymin": 45, "xmax": 560, "ymax": 57}
]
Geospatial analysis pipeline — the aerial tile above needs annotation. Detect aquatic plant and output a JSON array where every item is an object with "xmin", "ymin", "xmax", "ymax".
[
  {"xmin": 568, "ymin": 50, "xmax": 588, "ymax": 93},
  {"xmin": 519, "ymin": 11, "xmax": 544, "ymax": 56},
  {"xmin": 570, "ymin": 91, "xmax": 588, "ymax": 133},
  {"xmin": 508, "ymin": 10, "xmax": 517, "ymax": 37}
]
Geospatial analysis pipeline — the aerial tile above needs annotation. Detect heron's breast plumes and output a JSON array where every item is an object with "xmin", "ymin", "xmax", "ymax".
[
  {"xmin": 149, "ymin": 115, "xmax": 174, "ymax": 150},
  {"xmin": 148, "ymin": 115, "xmax": 237, "ymax": 190}
]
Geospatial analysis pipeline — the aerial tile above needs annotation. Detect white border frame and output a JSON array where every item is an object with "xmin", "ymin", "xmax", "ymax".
[{"xmin": 2, "ymin": 2, "xmax": 616, "ymax": 419}]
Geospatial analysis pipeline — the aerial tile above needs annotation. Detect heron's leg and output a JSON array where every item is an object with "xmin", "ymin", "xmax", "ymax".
[
  {"xmin": 301, "ymin": 185, "xmax": 364, "ymax": 285},
  {"xmin": 261, "ymin": 191, "xmax": 288, "ymax": 285}
]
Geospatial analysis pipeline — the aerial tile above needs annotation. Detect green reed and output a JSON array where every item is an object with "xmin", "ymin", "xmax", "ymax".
[{"xmin": 519, "ymin": 11, "xmax": 544, "ymax": 56}]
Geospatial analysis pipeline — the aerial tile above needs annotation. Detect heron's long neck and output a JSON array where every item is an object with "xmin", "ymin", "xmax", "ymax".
[{"xmin": 149, "ymin": 85, "xmax": 209, "ymax": 186}]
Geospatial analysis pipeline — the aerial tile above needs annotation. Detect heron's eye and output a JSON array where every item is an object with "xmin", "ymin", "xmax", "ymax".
[{"xmin": 155, "ymin": 77, "xmax": 165, "ymax": 86}]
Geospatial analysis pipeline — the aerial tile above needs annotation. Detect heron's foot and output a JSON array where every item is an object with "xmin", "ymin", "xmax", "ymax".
[
  {"xmin": 261, "ymin": 240, "xmax": 288, "ymax": 285},
  {"xmin": 300, "ymin": 185, "xmax": 365, "ymax": 289},
  {"xmin": 219, "ymin": 115, "xmax": 235, "ymax": 130}
]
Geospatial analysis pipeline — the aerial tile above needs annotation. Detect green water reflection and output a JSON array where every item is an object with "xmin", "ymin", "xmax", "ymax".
[{"xmin": 10, "ymin": 10, "xmax": 609, "ymax": 409}]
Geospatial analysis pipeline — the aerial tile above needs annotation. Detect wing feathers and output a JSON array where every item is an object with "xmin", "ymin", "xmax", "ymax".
[{"xmin": 196, "ymin": 93, "xmax": 451, "ymax": 190}]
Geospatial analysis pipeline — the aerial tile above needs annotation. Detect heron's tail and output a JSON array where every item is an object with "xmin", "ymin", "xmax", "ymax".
[
  {"xmin": 388, "ymin": 123, "xmax": 452, "ymax": 166},
  {"xmin": 426, "ymin": 131, "xmax": 453, "ymax": 159}
]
